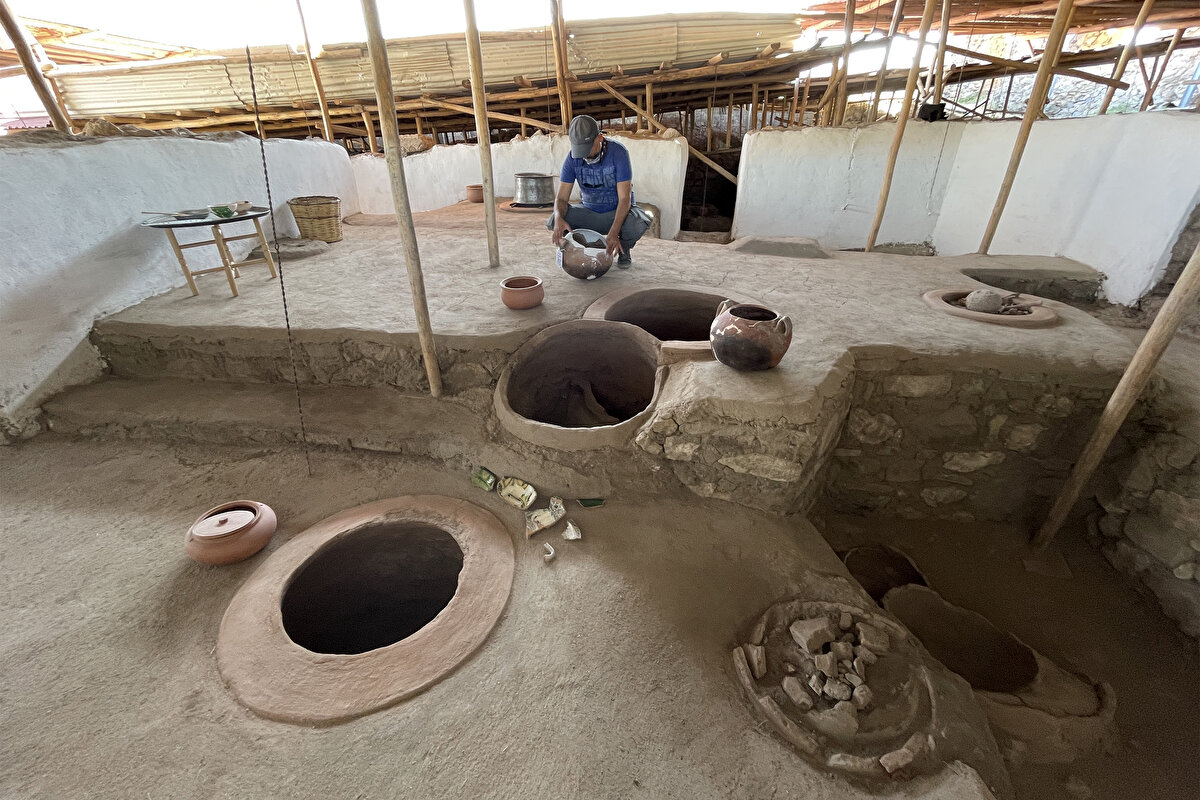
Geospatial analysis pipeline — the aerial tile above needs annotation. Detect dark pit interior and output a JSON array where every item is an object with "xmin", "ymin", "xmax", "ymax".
[
  {"xmin": 281, "ymin": 522, "xmax": 463, "ymax": 655},
  {"xmin": 730, "ymin": 305, "xmax": 777, "ymax": 322},
  {"xmin": 603, "ymin": 288, "xmax": 724, "ymax": 342},
  {"xmin": 883, "ymin": 585, "xmax": 1039, "ymax": 693},
  {"xmin": 843, "ymin": 545, "xmax": 929, "ymax": 602},
  {"xmin": 506, "ymin": 326, "xmax": 658, "ymax": 428}
]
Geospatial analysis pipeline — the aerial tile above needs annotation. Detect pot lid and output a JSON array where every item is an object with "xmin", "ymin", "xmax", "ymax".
[{"xmin": 192, "ymin": 507, "xmax": 256, "ymax": 538}]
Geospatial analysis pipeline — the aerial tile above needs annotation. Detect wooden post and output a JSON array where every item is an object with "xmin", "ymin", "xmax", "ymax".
[
  {"xmin": 549, "ymin": 0, "xmax": 572, "ymax": 128},
  {"xmin": 360, "ymin": 0, "xmax": 443, "ymax": 398},
  {"xmin": 361, "ymin": 109, "xmax": 378, "ymax": 152},
  {"xmin": 0, "ymin": 0, "xmax": 70, "ymax": 132},
  {"xmin": 706, "ymin": 95, "xmax": 713, "ymax": 151},
  {"xmin": 1098, "ymin": 0, "xmax": 1157, "ymax": 114},
  {"xmin": 788, "ymin": 70, "xmax": 802, "ymax": 126},
  {"xmin": 725, "ymin": 91, "xmax": 734, "ymax": 147},
  {"xmin": 295, "ymin": 0, "xmax": 333, "ymax": 141},
  {"xmin": 978, "ymin": 0, "xmax": 1075, "ymax": 254},
  {"xmin": 870, "ymin": 1, "xmax": 907, "ymax": 123},
  {"xmin": 1140, "ymin": 28, "xmax": 1183, "ymax": 111},
  {"xmin": 750, "ymin": 83, "xmax": 759, "ymax": 129},
  {"xmin": 415, "ymin": 116, "xmax": 424, "ymax": 135},
  {"xmin": 834, "ymin": 0, "xmax": 856, "ymax": 126},
  {"xmin": 1032, "ymin": 238, "xmax": 1200, "ymax": 550},
  {"xmin": 645, "ymin": 82, "xmax": 654, "ymax": 126},
  {"xmin": 932, "ymin": 0, "xmax": 952, "ymax": 104},
  {"xmin": 463, "ymin": 0, "xmax": 500, "ymax": 267},
  {"xmin": 519, "ymin": 105, "xmax": 528, "ymax": 137},
  {"xmin": 864, "ymin": 0, "xmax": 938, "ymax": 252},
  {"xmin": 800, "ymin": 75, "xmax": 811, "ymax": 126},
  {"xmin": 597, "ymin": 81, "xmax": 737, "ymax": 184}
]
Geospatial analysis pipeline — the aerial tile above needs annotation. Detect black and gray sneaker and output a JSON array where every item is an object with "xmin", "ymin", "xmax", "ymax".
[{"xmin": 617, "ymin": 252, "xmax": 632, "ymax": 268}]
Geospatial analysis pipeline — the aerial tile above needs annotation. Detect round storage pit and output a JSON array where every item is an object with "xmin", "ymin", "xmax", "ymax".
[
  {"xmin": 282, "ymin": 522, "xmax": 463, "ymax": 655},
  {"xmin": 495, "ymin": 320, "xmax": 664, "ymax": 450}
]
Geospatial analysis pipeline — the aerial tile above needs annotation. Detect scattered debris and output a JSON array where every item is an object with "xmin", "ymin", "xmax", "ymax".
[
  {"xmin": 782, "ymin": 676, "xmax": 813, "ymax": 711},
  {"xmin": 955, "ymin": 289, "xmax": 1043, "ymax": 316},
  {"xmin": 471, "ymin": 466, "xmax": 497, "ymax": 492},
  {"xmin": 745, "ymin": 644, "xmax": 767, "ymax": 679},
  {"xmin": 525, "ymin": 497, "xmax": 566, "ymax": 538},
  {"xmin": 562, "ymin": 520, "xmax": 582, "ymax": 540},
  {"xmin": 577, "ymin": 498, "xmax": 605, "ymax": 508},
  {"xmin": 542, "ymin": 543, "xmax": 556, "ymax": 563},
  {"xmin": 497, "ymin": 477, "xmax": 537, "ymax": 509},
  {"xmin": 789, "ymin": 616, "xmax": 837, "ymax": 653}
]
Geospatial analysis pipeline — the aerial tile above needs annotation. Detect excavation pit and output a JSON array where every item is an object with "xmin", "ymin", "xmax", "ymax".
[
  {"xmin": 281, "ymin": 522, "xmax": 463, "ymax": 655},
  {"xmin": 217, "ymin": 495, "xmax": 513, "ymax": 725},
  {"xmin": 495, "ymin": 320, "xmax": 664, "ymax": 450},
  {"xmin": 583, "ymin": 285, "xmax": 764, "ymax": 361}
]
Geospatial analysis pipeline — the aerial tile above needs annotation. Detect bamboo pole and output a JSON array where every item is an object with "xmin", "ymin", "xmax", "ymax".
[
  {"xmin": 833, "ymin": 0, "xmax": 855, "ymax": 126},
  {"xmin": 361, "ymin": 109, "xmax": 378, "ymax": 152},
  {"xmin": 978, "ymin": 0, "xmax": 1075, "ymax": 255},
  {"xmin": 359, "ymin": 0, "xmax": 443, "ymax": 398},
  {"xmin": 725, "ymin": 90, "xmax": 733, "ymax": 147},
  {"xmin": 423, "ymin": 98, "xmax": 557, "ymax": 131},
  {"xmin": 937, "ymin": 41, "xmax": 1128, "ymax": 90},
  {"xmin": 0, "ymin": 0, "xmax": 70, "ymax": 132},
  {"xmin": 1140, "ymin": 28, "xmax": 1183, "ymax": 111},
  {"xmin": 549, "ymin": 0, "xmax": 572, "ymax": 128},
  {"xmin": 463, "ymin": 0, "xmax": 500, "ymax": 268},
  {"xmin": 295, "ymin": 0, "xmax": 333, "ymax": 141},
  {"xmin": 1033, "ymin": 237, "xmax": 1200, "ymax": 550},
  {"xmin": 800, "ymin": 75, "xmax": 811, "ymax": 126},
  {"xmin": 932, "ymin": 0, "xmax": 952, "ymax": 104},
  {"xmin": 519, "ymin": 105, "xmax": 528, "ymax": 136},
  {"xmin": 871, "ymin": 0, "xmax": 907, "ymax": 122},
  {"xmin": 597, "ymin": 81, "xmax": 737, "ymax": 184},
  {"xmin": 864, "ymin": 0, "xmax": 938, "ymax": 252},
  {"xmin": 645, "ymin": 82, "xmax": 654, "ymax": 125},
  {"xmin": 706, "ymin": 94, "xmax": 713, "ymax": 151},
  {"xmin": 554, "ymin": 0, "xmax": 572, "ymax": 120}
]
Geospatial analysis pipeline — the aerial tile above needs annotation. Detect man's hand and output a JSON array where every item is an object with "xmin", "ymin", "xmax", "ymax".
[
  {"xmin": 605, "ymin": 229, "xmax": 625, "ymax": 257},
  {"xmin": 552, "ymin": 216, "xmax": 572, "ymax": 246}
]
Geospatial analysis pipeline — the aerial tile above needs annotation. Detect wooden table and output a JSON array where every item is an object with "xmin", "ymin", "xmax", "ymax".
[{"xmin": 141, "ymin": 207, "xmax": 278, "ymax": 298}]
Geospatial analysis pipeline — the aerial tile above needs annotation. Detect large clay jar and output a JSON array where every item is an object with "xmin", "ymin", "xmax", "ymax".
[
  {"xmin": 557, "ymin": 228, "xmax": 613, "ymax": 280},
  {"xmin": 709, "ymin": 299, "xmax": 792, "ymax": 371},
  {"xmin": 500, "ymin": 275, "xmax": 544, "ymax": 309},
  {"xmin": 185, "ymin": 500, "xmax": 277, "ymax": 566}
]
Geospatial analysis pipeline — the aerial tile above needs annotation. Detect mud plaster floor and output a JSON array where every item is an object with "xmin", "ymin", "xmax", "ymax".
[
  {"xmin": 2, "ymin": 439, "xmax": 998, "ymax": 800},
  {"xmin": 820, "ymin": 511, "xmax": 1200, "ymax": 800}
]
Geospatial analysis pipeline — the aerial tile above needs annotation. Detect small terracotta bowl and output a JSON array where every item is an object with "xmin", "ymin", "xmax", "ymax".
[
  {"xmin": 501, "ymin": 275, "xmax": 545, "ymax": 310},
  {"xmin": 185, "ymin": 500, "xmax": 277, "ymax": 566}
]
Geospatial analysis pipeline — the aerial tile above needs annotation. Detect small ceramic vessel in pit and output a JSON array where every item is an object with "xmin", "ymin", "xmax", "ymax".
[
  {"xmin": 465, "ymin": 184, "xmax": 484, "ymax": 203},
  {"xmin": 500, "ymin": 275, "xmax": 544, "ymax": 310},
  {"xmin": 709, "ymin": 299, "xmax": 792, "ymax": 371},
  {"xmin": 185, "ymin": 500, "xmax": 277, "ymax": 565}
]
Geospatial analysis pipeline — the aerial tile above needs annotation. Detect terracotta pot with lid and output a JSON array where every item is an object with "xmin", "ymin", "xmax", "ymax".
[{"xmin": 185, "ymin": 500, "xmax": 277, "ymax": 565}]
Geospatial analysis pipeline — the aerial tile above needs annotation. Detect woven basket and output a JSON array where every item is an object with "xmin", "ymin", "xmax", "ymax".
[{"xmin": 287, "ymin": 195, "xmax": 342, "ymax": 243}]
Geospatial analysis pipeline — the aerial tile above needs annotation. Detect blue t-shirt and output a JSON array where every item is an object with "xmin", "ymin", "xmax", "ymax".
[{"xmin": 560, "ymin": 139, "xmax": 635, "ymax": 213}]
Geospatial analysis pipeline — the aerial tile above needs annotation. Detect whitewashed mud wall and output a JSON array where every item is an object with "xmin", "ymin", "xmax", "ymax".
[
  {"xmin": 732, "ymin": 113, "xmax": 1200, "ymax": 306},
  {"xmin": 352, "ymin": 133, "xmax": 689, "ymax": 238},
  {"xmin": 934, "ymin": 112, "xmax": 1200, "ymax": 305},
  {"xmin": 0, "ymin": 134, "xmax": 357, "ymax": 440},
  {"xmin": 732, "ymin": 124, "xmax": 963, "ymax": 249}
]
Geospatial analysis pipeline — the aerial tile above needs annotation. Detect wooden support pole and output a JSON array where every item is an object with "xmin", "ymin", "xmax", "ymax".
[
  {"xmin": 864, "ymin": 0, "xmax": 938, "ymax": 252},
  {"xmin": 800, "ymin": 75, "xmax": 811, "ymax": 126},
  {"xmin": 871, "ymin": 1, "xmax": 907, "ymax": 122},
  {"xmin": 520, "ymin": 106, "xmax": 528, "ymax": 137},
  {"xmin": 0, "ymin": 0, "xmax": 70, "ymax": 132},
  {"xmin": 706, "ymin": 94, "xmax": 713, "ymax": 151},
  {"xmin": 549, "ymin": 0, "xmax": 572, "ymax": 128},
  {"xmin": 361, "ymin": 109, "xmax": 378, "ymax": 152},
  {"xmin": 978, "ymin": 0, "xmax": 1075, "ymax": 255},
  {"xmin": 1033, "ymin": 237, "xmax": 1200, "ymax": 550},
  {"xmin": 645, "ymin": 82, "xmax": 654, "ymax": 125},
  {"xmin": 937, "ymin": 41, "xmax": 1129, "ymax": 90},
  {"xmin": 423, "ymin": 98, "xmax": 558, "ymax": 131},
  {"xmin": 295, "ymin": 0, "xmax": 333, "ymax": 141},
  {"xmin": 725, "ymin": 91, "xmax": 733, "ymax": 147},
  {"xmin": 597, "ymin": 81, "xmax": 737, "ymax": 185},
  {"xmin": 751, "ymin": 83, "xmax": 759, "ymax": 129},
  {"xmin": 415, "ymin": 115, "xmax": 424, "ymax": 135},
  {"xmin": 360, "ymin": 0, "xmax": 443, "ymax": 398},
  {"xmin": 789, "ymin": 69, "xmax": 802, "ymax": 126},
  {"xmin": 463, "ymin": 0, "xmax": 500, "ymax": 268},
  {"xmin": 1140, "ymin": 28, "xmax": 1183, "ymax": 111},
  {"xmin": 834, "ymin": 0, "xmax": 855, "ymax": 126},
  {"xmin": 932, "ymin": 0, "xmax": 952, "ymax": 104}
]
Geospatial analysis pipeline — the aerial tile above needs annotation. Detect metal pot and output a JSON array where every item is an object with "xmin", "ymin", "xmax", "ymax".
[{"xmin": 514, "ymin": 172, "xmax": 555, "ymax": 206}]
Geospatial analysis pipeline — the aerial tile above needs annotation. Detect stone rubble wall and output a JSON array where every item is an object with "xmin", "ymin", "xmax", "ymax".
[
  {"xmin": 824, "ymin": 351, "xmax": 1131, "ymax": 527},
  {"xmin": 1094, "ymin": 426, "xmax": 1200, "ymax": 638}
]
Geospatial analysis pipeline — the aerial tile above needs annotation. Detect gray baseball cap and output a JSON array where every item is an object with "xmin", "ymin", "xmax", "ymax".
[{"xmin": 569, "ymin": 115, "xmax": 601, "ymax": 158}]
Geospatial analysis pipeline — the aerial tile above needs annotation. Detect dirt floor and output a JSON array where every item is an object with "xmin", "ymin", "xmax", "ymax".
[
  {"xmin": 819, "ymin": 511, "xmax": 1200, "ymax": 800},
  {"xmin": 1, "ymin": 438, "xmax": 1004, "ymax": 800}
]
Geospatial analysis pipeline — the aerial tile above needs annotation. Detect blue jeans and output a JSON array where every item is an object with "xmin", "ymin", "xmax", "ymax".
[{"xmin": 545, "ymin": 204, "xmax": 653, "ymax": 254}]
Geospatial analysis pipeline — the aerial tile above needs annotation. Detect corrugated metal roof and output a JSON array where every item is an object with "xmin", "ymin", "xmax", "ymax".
[{"xmin": 52, "ymin": 13, "xmax": 804, "ymax": 117}]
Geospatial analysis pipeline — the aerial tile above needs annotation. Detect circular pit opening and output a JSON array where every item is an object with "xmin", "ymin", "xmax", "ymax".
[
  {"xmin": 505, "ymin": 323, "xmax": 658, "ymax": 428},
  {"xmin": 602, "ymin": 288, "xmax": 728, "ymax": 342},
  {"xmin": 281, "ymin": 522, "xmax": 463, "ymax": 655}
]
